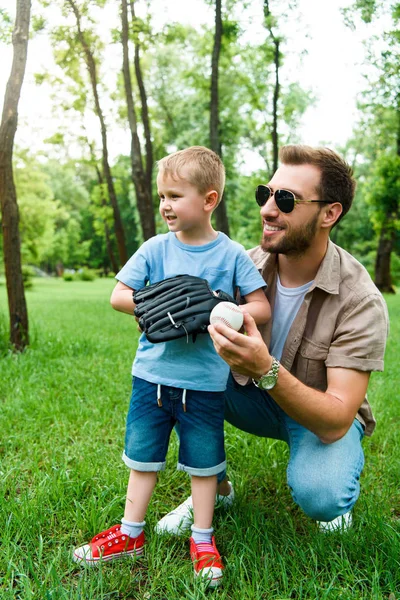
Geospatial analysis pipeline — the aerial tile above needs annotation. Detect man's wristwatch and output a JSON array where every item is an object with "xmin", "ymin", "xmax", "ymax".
[{"xmin": 252, "ymin": 357, "xmax": 280, "ymax": 390}]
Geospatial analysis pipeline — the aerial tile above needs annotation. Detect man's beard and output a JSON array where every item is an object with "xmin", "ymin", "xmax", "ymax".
[{"xmin": 261, "ymin": 212, "xmax": 320, "ymax": 257}]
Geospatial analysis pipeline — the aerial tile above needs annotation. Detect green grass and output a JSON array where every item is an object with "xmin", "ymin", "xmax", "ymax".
[{"xmin": 0, "ymin": 278, "xmax": 399, "ymax": 599}]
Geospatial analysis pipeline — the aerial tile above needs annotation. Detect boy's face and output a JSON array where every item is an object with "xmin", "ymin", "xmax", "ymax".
[{"xmin": 157, "ymin": 168, "xmax": 214, "ymax": 241}]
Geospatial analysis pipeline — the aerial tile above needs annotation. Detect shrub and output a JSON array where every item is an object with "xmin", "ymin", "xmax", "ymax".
[
  {"xmin": 22, "ymin": 265, "xmax": 35, "ymax": 289},
  {"xmin": 63, "ymin": 272, "xmax": 75, "ymax": 282},
  {"xmin": 78, "ymin": 268, "xmax": 96, "ymax": 282}
]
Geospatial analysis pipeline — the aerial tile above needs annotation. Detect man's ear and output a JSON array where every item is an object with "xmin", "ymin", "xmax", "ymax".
[
  {"xmin": 321, "ymin": 202, "xmax": 342, "ymax": 229},
  {"xmin": 204, "ymin": 190, "xmax": 219, "ymax": 212}
]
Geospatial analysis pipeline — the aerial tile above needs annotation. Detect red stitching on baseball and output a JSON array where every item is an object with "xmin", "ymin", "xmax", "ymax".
[{"xmin": 211, "ymin": 317, "xmax": 232, "ymax": 327}]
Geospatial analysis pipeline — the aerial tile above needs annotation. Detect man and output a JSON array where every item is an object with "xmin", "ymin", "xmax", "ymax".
[{"xmin": 155, "ymin": 144, "xmax": 389, "ymax": 535}]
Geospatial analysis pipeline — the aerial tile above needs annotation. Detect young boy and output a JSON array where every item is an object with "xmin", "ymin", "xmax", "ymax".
[{"xmin": 73, "ymin": 146, "xmax": 271, "ymax": 586}]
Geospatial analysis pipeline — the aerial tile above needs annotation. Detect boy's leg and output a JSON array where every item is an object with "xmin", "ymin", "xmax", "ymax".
[
  {"xmin": 190, "ymin": 474, "xmax": 224, "ymax": 587},
  {"xmin": 156, "ymin": 375, "xmax": 365, "ymax": 530},
  {"xmin": 191, "ymin": 475, "xmax": 218, "ymax": 529},
  {"xmin": 124, "ymin": 469, "xmax": 157, "ymax": 523},
  {"xmin": 156, "ymin": 388, "xmax": 228, "ymax": 535},
  {"xmin": 155, "ymin": 376, "xmax": 284, "ymax": 534},
  {"xmin": 72, "ymin": 470, "xmax": 151, "ymax": 566},
  {"xmin": 74, "ymin": 378, "xmax": 172, "ymax": 565},
  {"xmin": 120, "ymin": 469, "xmax": 158, "ymax": 539}
]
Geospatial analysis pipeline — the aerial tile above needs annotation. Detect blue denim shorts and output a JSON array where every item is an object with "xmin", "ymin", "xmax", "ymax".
[{"xmin": 122, "ymin": 377, "xmax": 226, "ymax": 477}]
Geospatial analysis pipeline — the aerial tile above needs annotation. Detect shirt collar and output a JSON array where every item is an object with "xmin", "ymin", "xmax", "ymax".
[
  {"xmin": 311, "ymin": 240, "xmax": 340, "ymax": 294},
  {"xmin": 251, "ymin": 239, "xmax": 340, "ymax": 295}
]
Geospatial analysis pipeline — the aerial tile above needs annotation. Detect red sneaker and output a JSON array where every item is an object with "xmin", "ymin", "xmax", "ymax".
[
  {"xmin": 189, "ymin": 536, "xmax": 224, "ymax": 587},
  {"xmin": 73, "ymin": 524, "xmax": 145, "ymax": 566}
]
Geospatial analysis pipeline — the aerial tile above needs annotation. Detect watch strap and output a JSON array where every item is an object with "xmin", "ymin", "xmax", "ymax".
[{"xmin": 252, "ymin": 357, "xmax": 280, "ymax": 390}]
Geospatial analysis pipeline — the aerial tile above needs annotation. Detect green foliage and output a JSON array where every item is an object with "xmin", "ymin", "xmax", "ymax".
[
  {"xmin": 365, "ymin": 153, "xmax": 400, "ymax": 233},
  {"xmin": 63, "ymin": 271, "xmax": 75, "ymax": 281},
  {"xmin": 32, "ymin": 14, "xmax": 46, "ymax": 33},
  {"xmin": 344, "ymin": 0, "xmax": 400, "ymax": 283},
  {"xmin": 22, "ymin": 265, "xmax": 35, "ymax": 289},
  {"xmin": 18, "ymin": 0, "xmax": 313, "ymax": 276},
  {"xmin": 14, "ymin": 152, "xmax": 61, "ymax": 265},
  {"xmin": 78, "ymin": 267, "xmax": 96, "ymax": 281},
  {"xmin": 0, "ymin": 7, "xmax": 12, "ymax": 43}
]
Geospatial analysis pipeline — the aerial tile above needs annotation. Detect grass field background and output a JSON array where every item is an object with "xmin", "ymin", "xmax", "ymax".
[{"xmin": 0, "ymin": 277, "xmax": 399, "ymax": 599}]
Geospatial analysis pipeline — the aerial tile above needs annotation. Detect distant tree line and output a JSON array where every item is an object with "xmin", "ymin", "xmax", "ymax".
[{"xmin": 0, "ymin": 0, "xmax": 399, "ymax": 351}]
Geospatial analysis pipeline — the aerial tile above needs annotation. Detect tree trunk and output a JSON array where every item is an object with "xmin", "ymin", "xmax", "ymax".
[
  {"xmin": 397, "ymin": 92, "xmax": 400, "ymax": 157},
  {"xmin": 94, "ymin": 164, "xmax": 119, "ymax": 274},
  {"xmin": 67, "ymin": 0, "xmax": 127, "ymax": 267},
  {"xmin": 210, "ymin": 0, "xmax": 230, "ymax": 236},
  {"xmin": 264, "ymin": 0, "xmax": 280, "ymax": 175},
  {"xmin": 87, "ymin": 140, "xmax": 119, "ymax": 273},
  {"xmin": 0, "ymin": 0, "xmax": 31, "ymax": 351},
  {"xmin": 121, "ymin": 0, "xmax": 155, "ymax": 241},
  {"xmin": 129, "ymin": 0, "xmax": 154, "ymax": 195},
  {"xmin": 271, "ymin": 38, "xmax": 280, "ymax": 174},
  {"xmin": 374, "ymin": 224, "xmax": 395, "ymax": 293}
]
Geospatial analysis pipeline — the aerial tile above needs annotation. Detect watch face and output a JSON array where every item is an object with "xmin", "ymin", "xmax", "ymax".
[{"xmin": 260, "ymin": 374, "xmax": 276, "ymax": 390}]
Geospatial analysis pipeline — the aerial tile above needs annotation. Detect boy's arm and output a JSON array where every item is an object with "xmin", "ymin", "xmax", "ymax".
[
  {"xmin": 242, "ymin": 289, "xmax": 271, "ymax": 325},
  {"xmin": 110, "ymin": 281, "xmax": 136, "ymax": 315}
]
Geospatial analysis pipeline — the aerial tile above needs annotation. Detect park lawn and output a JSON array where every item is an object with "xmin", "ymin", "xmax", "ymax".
[{"xmin": 0, "ymin": 277, "xmax": 399, "ymax": 600}]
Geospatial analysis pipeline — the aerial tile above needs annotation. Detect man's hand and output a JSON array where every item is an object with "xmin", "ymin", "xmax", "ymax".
[{"xmin": 208, "ymin": 311, "xmax": 272, "ymax": 379}]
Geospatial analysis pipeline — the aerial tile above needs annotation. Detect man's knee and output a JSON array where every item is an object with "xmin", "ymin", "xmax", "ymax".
[{"xmin": 288, "ymin": 469, "xmax": 361, "ymax": 521}]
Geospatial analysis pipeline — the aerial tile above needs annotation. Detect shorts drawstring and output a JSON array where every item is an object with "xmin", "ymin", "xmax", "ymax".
[
  {"xmin": 156, "ymin": 384, "xmax": 187, "ymax": 411},
  {"xmin": 157, "ymin": 384, "xmax": 162, "ymax": 407}
]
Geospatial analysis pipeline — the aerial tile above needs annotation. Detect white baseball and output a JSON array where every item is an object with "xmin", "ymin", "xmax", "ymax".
[{"xmin": 210, "ymin": 302, "xmax": 244, "ymax": 331}]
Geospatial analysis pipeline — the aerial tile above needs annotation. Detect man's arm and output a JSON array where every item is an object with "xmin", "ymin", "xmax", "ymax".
[
  {"xmin": 110, "ymin": 281, "xmax": 136, "ymax": 315},
  {"xmin": 208, "ymin": 311, "xmax": 370, "ymax": 444}
]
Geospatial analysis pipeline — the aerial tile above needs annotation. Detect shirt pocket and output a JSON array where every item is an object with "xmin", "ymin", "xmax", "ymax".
[
  {"xmin": 296, "ymin": 338, "xmax": 329, "ymax": 391},
  {"xmin": 203, "ymin": 268, "xmax": 233, "ymax": 295}
]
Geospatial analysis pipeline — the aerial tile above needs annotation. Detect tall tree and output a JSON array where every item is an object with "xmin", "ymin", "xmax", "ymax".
[
  {"xmin": 365, "ymin": 152, "xmax": 400, "ymax": 293},
  {"xmin": 0, "ymin": 0, "xmax": 31, "ymax": 350},
  {"xmin": 129, "ymin": 0, "xmax": 153, "ymax": 194},
  {"xmin": 66, "ymin": 0, "xmax": 128, "ymax": 267},
  {"xmin": 121, "ymin": 0, "xmax": 155, "ymax": 241},
  {"xmin": 210, "ymin": 0, "xmax": 229, "ymax": 235},
  {"xmin": 87, "ymin": 141, "xmax": 119, "ymax": 273},
  {"xmin": 263, "ymin": 0, "xmax": 280, "ymax": 174},
  {"xmin": 345, "ymin": 0, "xmax": 400, "ymax": 291}
]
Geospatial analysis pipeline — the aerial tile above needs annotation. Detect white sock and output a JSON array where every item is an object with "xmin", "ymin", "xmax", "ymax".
[
  {"xmin": 120, "ymin": 518, "xmax": 145, "ymax": 538},
  {"xmin": 191, "ymin": 525, "xmax": 213, "ymax": 544}
]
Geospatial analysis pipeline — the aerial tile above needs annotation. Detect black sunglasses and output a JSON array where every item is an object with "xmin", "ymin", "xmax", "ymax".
[{"xmin": 255, "ymin": 184, "xmax": 331, "ymax": 214}]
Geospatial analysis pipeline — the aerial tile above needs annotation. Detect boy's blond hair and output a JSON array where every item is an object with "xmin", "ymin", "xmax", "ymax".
[{"xmin": 157, "ymin": 146, "xmax": 225, "ymax": 205}]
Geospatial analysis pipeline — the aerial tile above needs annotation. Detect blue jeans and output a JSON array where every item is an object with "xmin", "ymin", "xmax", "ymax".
[
  {"xmin": 123, "ymin": 377, "xmax": 226, "ymax": 477},
  {"xmin": 221, "ymin": 374, "xmax": 365, "ymax": 522}
]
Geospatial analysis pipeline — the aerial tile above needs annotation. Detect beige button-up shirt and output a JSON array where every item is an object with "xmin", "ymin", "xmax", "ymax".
[{"xmin": 235, "ymin": 240, "xmax": 389, "ymax": 436}]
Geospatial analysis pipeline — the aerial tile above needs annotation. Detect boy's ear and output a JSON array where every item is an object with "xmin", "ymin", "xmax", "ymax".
[{"xmin": 204, "ymin": 190, "xmax": 219, "ymax": 211}]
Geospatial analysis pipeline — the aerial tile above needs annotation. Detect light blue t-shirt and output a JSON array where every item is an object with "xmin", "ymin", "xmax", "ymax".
[{"xmin": 116, "ymin": 232, "xmax": 266, "ymax": 391}]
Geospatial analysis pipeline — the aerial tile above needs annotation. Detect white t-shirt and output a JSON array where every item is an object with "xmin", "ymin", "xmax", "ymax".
[{"xmin": 269, "ymin": 275, "xmax": 313, "ymax": 361}]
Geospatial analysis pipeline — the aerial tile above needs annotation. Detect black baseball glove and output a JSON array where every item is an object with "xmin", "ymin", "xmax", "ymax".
[{"xmin": 133, "ymin": 274, "xmax": 237, "ymax": 343}]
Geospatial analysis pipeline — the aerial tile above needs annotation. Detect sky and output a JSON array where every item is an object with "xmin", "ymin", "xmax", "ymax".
[{"xmin": 0, "ymin": 0, "xmax": 375, "ymax": 163}]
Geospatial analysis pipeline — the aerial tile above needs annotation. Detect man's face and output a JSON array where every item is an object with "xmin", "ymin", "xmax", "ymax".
[{"xmin": 260, "ymin": 163, "xmax": 324, "ymax": 256}]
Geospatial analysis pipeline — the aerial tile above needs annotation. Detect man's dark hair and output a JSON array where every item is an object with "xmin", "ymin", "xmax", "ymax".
[{"xmin": 279, "ymin": 145, "xmax": 356, "ymax": 226}]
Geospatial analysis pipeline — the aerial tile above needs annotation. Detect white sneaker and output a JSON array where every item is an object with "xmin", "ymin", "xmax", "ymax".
[
  {"xmin": 318, "ymin": 511, "xmax": 352, "ymax": 533},
  {"xmin": 155, "ymin": 482, "xmax": 235, "ymax": 536}
]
